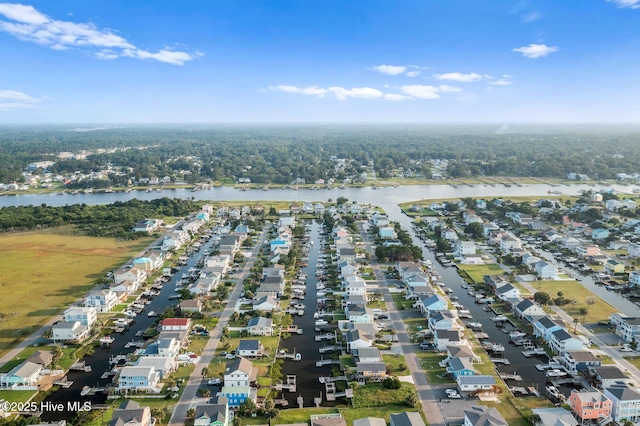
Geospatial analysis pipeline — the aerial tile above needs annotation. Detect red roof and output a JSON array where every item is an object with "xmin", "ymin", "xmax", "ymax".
[{"xmin": 159, "ymin": 318, "xmax": 191, "ymax": 327}]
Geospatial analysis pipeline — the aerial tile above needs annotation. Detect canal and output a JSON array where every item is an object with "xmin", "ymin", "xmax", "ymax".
[
  {"xmin": 279, "ymin": 220, "xmax": 335, "ymax": 407},
  {"xmin": 41, "ymin": 230, "xmax": 220, "ymax": 421}
]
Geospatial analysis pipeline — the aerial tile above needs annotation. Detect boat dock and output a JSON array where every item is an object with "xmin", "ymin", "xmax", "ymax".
[
  {"xmin": 498, "ymin": 372, "xmax": 523, "ymax": 381},
  {"xmin": 70, "ymin": 361, "xmax": 92, "ymax": 372},
  {"xmin": 318, "ymin": 345, "xmax": 342, "ymax": 353},
  {"xmin": 491, "ymin": 358, "xmax": 510, "ymax": 365},
  {"xmin": 316, "ymin": 359, "xmax": 341, "ymax": 367},
  {"xmin": 280, "ymin": 326, "xmax": 303, "ymax": 334},
  {"xmin": 270, "ymin": 375, "xmax": 297, "ymax": 392},
  {"xmin": 315, "ymin": 333, "xmax": 336, "ymax": 341},
  {"xmin": 522, "ymin": 348, "xmax": 547, "ymax": 357}
]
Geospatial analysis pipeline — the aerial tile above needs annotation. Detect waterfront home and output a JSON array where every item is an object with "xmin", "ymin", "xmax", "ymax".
[
  {"xmin": 453, "ymin": 240, "xmax": 476, "ymax": 258},
  {"xmin": 220, "ymin": 358, "xmax": 257, "ymax": 407},
  {"xmin": 513, "ymin": 299, "xmax": 544, "ymax": 321},
  {"xmin": 428, "ymin": 310, "xmax": 460, "ymax": 331},
  {"xmin": 63, "ymin": 306, "xmax": 97, "ymax": 327},
  {"xmin": 378, "ymin": 226, "xmax": 396, "ymax": 239},
  {"xmin": 494, "ymin": 283, "xmax": 520, "ymax": 301},
  {"xmin": 463, "ymin": 405, "xmax": 507, "ymax": 426},
  {"xmin": 530, "ymin": 408, "xmax": 576, "ymax": 426},
  {"xmin": 445, "ymin": 345, "xmax": 480, "ymax": 364},
  {"xmin": 245, "ymin": 317, "xmax": 273, "ymax": 336},
  {"xmin": 605, "ymin": 258, "xmax": 625, "ymax": 275},
  {"xmin": 568, "ymin": 389, "xmax": 612, "ymax": 424},
  {"xmin": 158, "ymin": 318, "xmax": 192, "ymax": 332},
  {"xmin": 610, "ymin": 313, "xmax": 640, "ymax": 343},
  {"xmin": 629, "ymin": 243, "xmax": 640, "ymax": 258},
  {"xmin": 416, "ymin": 294, "xmax": 447, "ymax": 315},
  {"xmin": 188, "ymin": 276, "xmax": 218, "ymax": 296},
  {"xmin": 434, "ymin": 330, "xmax": 463, "ymax": 351},
  {"xmin": 339, "ymin": 247, "xmax": 357, "ymax": 264},
  {"xmin": 629, "ymin": 271, "xmax": 640, "ymax": 287},
  {"xmin": 389, "ymin": 412, "xmax": 426, "ymax": 426},
  {"xmin": 51, "ymin": 321, "xmax": 89, "ymax": 343},
  {"xmin": 558, "ymin": 350, "xmax": 601, "ymax": 374},
  {"xmin": 356, "ymin": 362, "xmax": 387, "ymax": 380},
  {"xmin": 442, "ymin": 228, "xmax": 458, "ymax": 241},
  {"xmin": 533, "ymin": 316, "xmax": 564, "ymax": 341},
  {"xmin": 603, "ymin": 384, "xmax": 640, "ymax": 424},
  {"xmin": 161, "ymin": 230, "xmax": 189, "ymax": 251},
  {"xmin": 109, "ymin": 280, "xmax": 136, "ymax": 301},
  {"xmin": 144, "ymin": 337, "xmax": 180, "ymax": 359},
  {"xmin": 499, "ymin": 236, "xmax": 522, "ymax": 252},
  {"xmin": 132, "ymin": 219, "xmax": 161, "ymax": 234},
  {"xmin": 194, "ymin": 395, "xmax": 229, "ymax": 426},
  {"xmin": 109, "ymin": 400, "xmax": 153, "ymax": 426},
  {"xmin": 353, "ymin": 418, "xmax": 386, "ymax": 426},
  {"xmin": 179, "ymin": 299, "xmax": 203, "ymax": 313},
  {"xmin": 237, "ymin": 340, "xmax": 264, "ymax": 358},
  {"xmin": 0, "ymin": 361, "xmax": 42, "ymax": 387},
  {"xmin": 345, "ymin": 277, "xmax": 367, "ymax": 297},
  {"xmin": 355, "ymin": 347, "xmax": 381, "ymax": 363},
  {"xmin": 117, "ymin": 366, "xmax": 161, "ymax": 393},
  {"xmin": 252, "ymin": 295, "xmax": 280, "ymax": 312},
  {"xmin": 549, "ymin": 329, "xmax": 584, "ymax": 353},
  {"xmin": 218, "ymin": 235, "xmax": 242, "ymax": 256},
  {"xmin": 534, "ymin": 261, "xmax": 557, "ymax": 280},
  {"xmin": 447, "ymin": 357, "xmax": 476, "ymax": 378},
  {"xmin": 456, "ymin": 375, "xmax": 497, "ymax": 394},
  {"xmin": 135, "ymin": 356, "xmax": 176, "ymax": 379},
  {"xmin": 460, "ymin": 254, "xmax": 484, "ymax": 265},
  {"xmin": 345, "ymin": 303, "xmax": 371, "ymax": 323},
  {"xmin": 27, "ymin": 351, "xmax": 54, "ymax": 368},
  {"xmin": 590, "ymin": 366, "xmax": 629, "ymax": 389},
  {"xmin": 346, "ymin": 329, "xmax": 374, "ymax": 352},
  {"xmin": 113, "ymin": 265, "xmax": 147, "ymax": 286},
  {"xmin": 84, "ymin": 289, "xmax": 118, "ymax": 313},
  {"xmin": 483, "ymin": 275, "xmax": 510, "ymax": 290}
]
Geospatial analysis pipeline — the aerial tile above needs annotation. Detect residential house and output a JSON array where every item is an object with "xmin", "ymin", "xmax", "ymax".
[
  {"xmin": 113, "ymin": 265, "xmax": 147, "ymax": 286},
  {"xmin": 84, "ymin": 289, "xmax": 118, "ymax": 313},
  {"xmin": 339, "ymin": 248, "xmax": 357, "ymax": 264},
  {"xmin": 568, "ymin": 389, "xmax": 612, "ymax": 424},
  {"xmin": 513, "ymin": 299, "xmax": 545, "ymax": 321},
  {"xmin": 577, "ymin": 244, "xmax": 601, "ymax": 258},
  {"xmin": 428, "ymin": 310, "xmax": 460, "ymax": 332},
  {"xmin": 548, "ymin": 329, "xmax": 584, "ymax": 353},
  {"xmin": 630, "ymin": 271, "xmax": 640, "ymax": 287},
  {"xmin": 445, "ymin": 345, "xmax": 480, "ymax": 364},
  {"xmin": 590, "ymin": 366, "xmax": 629, "ymax": 389},
  {"xmin": 194, "ymin": 395, "xmax": 229, "ymax": 426},
  {"xmin": 345, "ymin": 303, "xmax": 371, "ymax": 323},
  {"xmin": 456, "ymin": 375, "xmax": 497, "ymax": 394},
  {"xmin": 454, "ymin": 241, "xmax": 476, "ymax": 258},
  {"xmin": 144, "ymin": 337, "xmax": 180, "ymax": 359},
  {"xmin": 346, "ymin": 329, "xmax": 374, "ymax": 352},
  {"xmin": 628, "ymin": 243, "xmax": 640, "ymax": 258},
  {"xmin": 610, "ymin": 314, "xmax": 640, "ymax": 343},
  {"xmin": 447, "ymin": 357, "xmax": 476, "ymax": 378},
  {"xmin": 434, "ymin": 330, "xmax": 463, "ymax": 351},
  {"xmin": 132, "ymin": 219, "xmax": 161, "ymax": 234},
  {"xmin": 355, "ymin": 347, "xmax": 381, "ymax": 363},
  {"xmin": 494, "ymin": 283, "xmax": 520, "ymax": 301},
  {"xmin": 353, "ymin": 418, "xmax": 386, "ymax": 426},
  {"xmin": 499, "ymin": 236, "xmax": 521, "ymax": 252},
  {"xmin": 253, "ymin": 295, "xmax": 279, "ymax": 312},
  {"xmin": 63, "ymin": 306, "xmax": 97, "ymax": 327},
  {"xmin": 378, "ymin": 227, "xmax": 396, "ymax": 239},
  {"xmin": 530, "ymin": 408, "xmax": 577, "ymax": 426},
  {"xmin": 416, "ymin": 294, "xmax": 447, "ymax": 315},
  {"xmin": 135, "ymin": 357, "xmax": 176, "ymax": 380},
  {"xmin": 158, "ymin": 318, "xmax": 192, "ymax": 332},
  {"xmin": 179, "ymin": 299, "xmax": 203, "ymax": 313},
  {"xmin": 236, "ymin": 340, "xmax": 264, "ymax": 358},
  {"xmin": 389, "ymin": 412, "xmax": 426, "ymax": 426},
  {"xmin": 117, "ymin": 366, "xmax": 161, "ymax": 393},
  {"xmin": 0, "ymin": 361, "xmax": 42, "ymax": 387},
  {"xmin": 463, "ymin": 406, "xmax": 507, "ymax": 426},
  {"xmin": 246, "ymin": 317, "xmax": 273, "ymax": 336},
  {"xmin": 558, "ymin": 350, "xmax": 602, "ymax": 374},
  {"xmin": 604, "ymin": 384, "xmax": 640, "ymax": 424},
  {"xmin": 220, "ymin": 358, "xmax": 257, "ymax": 407},
  {"xmin": 533, "ymin": 317, "xmax": 564, "ymax": 341},
  {"xmin": 442, "ymin": 228, "xmax": 458, "ymax": 241},
  {"xmin": 534, "ymin": 261, "xmax": 557, "ymax": 279},
  {"xmin": 109, "ymin": 400, "xmax": 153, "ymax": 426},
  {"xmin": 356, "ymin": 362, "xmax": 387, "ymax": 380},
  {"xmin": 592, "ymin": 228, "xmax": 611, "ymax": 240},
  {"xmin": 605, "ymin": 259, "xmax": 626, "ymax": 275},
  {"xmin": 27, "ymin": 351, "xmax": 54, "ymax": 368},
  {"xmin": 51, "ymin": 321, "xmax": 89, "ymax": 343}
]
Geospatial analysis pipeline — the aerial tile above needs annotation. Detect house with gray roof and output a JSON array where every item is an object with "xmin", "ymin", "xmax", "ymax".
[
  {"xmin": 463, "ymin": 405, "xmax": 507, "ymax": 426},
  {"xmin": 389, "ymin": 412, "xmax": 425, "ymax": 426}
]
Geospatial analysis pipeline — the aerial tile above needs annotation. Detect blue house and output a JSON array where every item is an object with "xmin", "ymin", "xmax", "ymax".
[
  {"xmin": 447, "ymin": 357, "xmax": 476, "ymax": 378},
  {"xmin": 417, "ymin": 294, "xmax": 447, "ymax": 315}
]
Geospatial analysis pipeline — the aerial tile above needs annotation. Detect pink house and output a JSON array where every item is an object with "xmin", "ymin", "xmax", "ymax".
[{"xmin": 569, "ymin": 389, "xmax": 612, "ymax": 423}]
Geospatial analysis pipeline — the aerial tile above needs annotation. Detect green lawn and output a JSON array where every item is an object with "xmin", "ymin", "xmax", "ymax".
[
  {"xmin": 415, "ymin": 352, "xmax": 452, "ymax": 384},
  {"xmin": 352, "ymin": 382, "xmax": 418, "ymax": 408},
  {"xmin": 532, "ymin": 280, "xmax": 617, "ymax": 324},
  {"xmin": 382, "ymin": 354, "xmax": 409, "ymax": 375},
  {"xmin": 457, "ymin": 264, "xmax": 504, "ymax": 284}
]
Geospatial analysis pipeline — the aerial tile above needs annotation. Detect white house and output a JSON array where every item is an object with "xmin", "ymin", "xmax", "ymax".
[
  {"xmin": 246, "ymin": 317, "xmax": 273, "ymax": 336},
  {"xmin": 604, "ymin": 384, "xmax": 640, "ymax": 424},
  {"xmin": 548, "ymin": 329, "xmax": 584, "ymax": 353},
  {"xmin": 535, "ymin": 261, "xmax": 557, "ymax": 280},
  {"xmin": 0, "ymin": 361, "xmax": 42, "ymax": 387},
  {"xmin": 117, "ymin": 366, "xmax": 161, "ymax": 393},
  {"xmin": 220, "ymin": 358, "xmax": 257, "ymax": 407},
  {"xmin": 84, "ymin": 289, "xmax": 118, "ymax": 313},
  {"xmin": 456, "ymin": 375, "xmax": 497, "ymax": 394},
  {"xmin": 454, "ymin": 241, "xmax": 476, "ymax": 258},
  {"xmin": 63, "ymin": 306, "xmax": 97, "ymax": 327},
  {"xmin": 51, "ymin": 321, "xmax": 89, "ymax": 343}
]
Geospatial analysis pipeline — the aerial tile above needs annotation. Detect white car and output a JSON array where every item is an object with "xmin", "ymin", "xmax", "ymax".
[
  {"xmin": 207, "ymin": 378, "xmax": 221, "ymax": 386},
  {"xmin": 445, "ymin": 389, "xmax": 461, "ymax": 399},
  {"xmin": 620, "ymin": 346, "xmax": 633, "ymax": 352}
]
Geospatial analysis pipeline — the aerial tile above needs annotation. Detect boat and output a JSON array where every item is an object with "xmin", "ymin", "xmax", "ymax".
[
  {"xmin": 314, "ymin": 319, "xmax": 328, "ymax": 326},
  {"xmin": 545, "ymin": 385, "xmax": 561, "ymax": 399},
  {"xmin": 491, "ymin": 315, "xmax": 508, "ymax": 322},
  {"xmin": 99, "ymin": 336, "xmax": 115, "ymax": 345},
  {"xmin": 295, "ymin": 353, "xmax": 302, "ymax": 361},
  {"xmin": 509, "ymin": 331, "xmax": 527, "ymax": 340},
  {"xmin": 482, "ymin": 342, "xmax": 505, "ymax": 353},
  {"xmin": 147, "ymin": 311, "xmax": 158, "ymax": 317},
  {"xmin": 546, "ymin": 369, "xmax": 568, "ymax": 378},
  {"xmin": 536, "ymin": 364, "xmax": 551, "ymax": 371}
]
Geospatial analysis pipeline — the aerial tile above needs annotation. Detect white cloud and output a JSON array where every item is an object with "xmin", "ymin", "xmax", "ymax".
[
  {"xmin": 607, "ymin": 0, "xmax": 640, "ymax": 9},
  {"xmin": 400, "ymin": 85, "xmax": 440, "ymax": 99},
  {"xmin": 372, "ymin": 65, "xmax": 407, "ymax": 75},
  {"xmin": 512, "ymin": 43, "xmax": 558, "ymax": 58},
  {"xmin": 438, "ymin": 85, "xmax": 462, "ymax": 92},
  {"xmin": 383, "ymin": 93, "xmax": 411, "ymax": 101},
  {"xmin": 489, "ymin": 78, "xmax": 512, "ymax": 86},
  {"xmin": 522, "ymin": 12, "xmax": 543, "ymax": 22},
  {"xmin": 405, "ymin": 70, "xmax": 420, "ymax": 77},
  {"xmin": 433, "ymin": 72, "xmax": 483, "ymax": 82},
  {"xmin": 0, "ymin": 2, "xmax": 199, "ymax": 65},
  {"xmin": 0, "ymin": 89, "xmax": 45, "ymax": 111},
  {"xmin": 329, "ymin": 86, "xmax": 384, "ymax": 100},
  {"xmin": 269, "ymin": 85, "xmax": 327, "ymax": 97}
]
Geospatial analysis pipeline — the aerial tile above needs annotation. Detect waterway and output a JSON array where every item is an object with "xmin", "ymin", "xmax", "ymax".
[
  {"xmin": 41, "ymin": 232, "xmax": 219, "ymax": 421},
  {"xmin": 278, "ymin": 220, "xmax": 335, "ymax": 407}
]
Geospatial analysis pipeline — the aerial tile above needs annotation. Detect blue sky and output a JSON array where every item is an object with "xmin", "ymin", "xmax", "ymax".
[{"xmin": 1, "ymin": 0, "xmax": 639, "ymax": 123}]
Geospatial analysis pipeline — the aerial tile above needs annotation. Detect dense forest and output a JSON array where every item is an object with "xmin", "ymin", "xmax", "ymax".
[
  {"xmin": 0, "ymin": 197, "xmax": 201, "ymax": 238},
  {"xmin": 2, "ymin": 124, "xmax": 640, "ymax": 184}
]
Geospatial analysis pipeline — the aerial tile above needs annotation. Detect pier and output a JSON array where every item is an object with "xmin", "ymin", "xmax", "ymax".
[
  {"xmin": 498, "ymin": 372, "xmax": 523, "ymax": 381},
  {"xmin": 315, "ymin": 359, "xmax": 340, "ymax": 367},
  {"xmin": 315, "ymin": 333, "xmax": 336, "ymax": 342},
  {"xmin": 280, "ymin": 326, "xmax": 303, "ymax": 334},
  {"xmin": 70, "ymin": 361, "xmax": 92, "ymax": 372},
  {"xmin": 318, "ymin": 345, "xmax": 342, "ymax": 353},
  {"xmin": 271, "ymin": 375, "xmax": 297, "ymax": 392}
]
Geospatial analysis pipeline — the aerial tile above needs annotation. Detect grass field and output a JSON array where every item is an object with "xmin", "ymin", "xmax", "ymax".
[
  {"xmin": 457, "ymin": 264, "xmax": 504, "ymax": 284},
  {"xmin": 0, "ymin": 229, "xmax": 153, "ymax": 356},
  {"xmin": 533, "ymin": 280, "xmax": 617, "ymax": 324}
]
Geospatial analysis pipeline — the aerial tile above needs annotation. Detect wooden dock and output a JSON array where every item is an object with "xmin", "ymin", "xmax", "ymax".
[
  {"xmin": 316, "ymin": 359, "xmax": 340, "ymax": 367},
  {"xmin": 315, "ymin": 333, "xmax": 335, "ymax": 341},
  {"xmin": 319, "ymin": 345, "xmax": 341, "ymax": 353},
  {"xmin": 281, "ymin": 326, "xmax": 303, "ymax": 334},
  {"xmin": 498, "ymin": 372, "xmax": 522, "ymax": 381}
]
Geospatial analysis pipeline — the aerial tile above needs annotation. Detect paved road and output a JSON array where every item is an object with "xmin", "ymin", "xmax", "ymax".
[
  {"xmin": 168, "ymin": 228, "xmax": 268, "ymax": 426},
  {"xmin": 358, "ymin": 224, "xmax": 447, "ymax": 426}
]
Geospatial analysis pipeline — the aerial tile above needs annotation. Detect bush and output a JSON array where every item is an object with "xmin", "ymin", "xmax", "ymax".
[{"xmin": 383, "ymin": 377, "xmax": 401, "ymax": 389}]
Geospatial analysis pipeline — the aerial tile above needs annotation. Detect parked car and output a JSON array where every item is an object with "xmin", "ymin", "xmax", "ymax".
[{"xmin": 207, "ymin": 378, "xmax": 222, "ymax": 386}]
